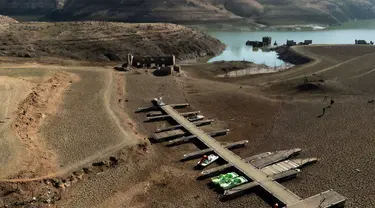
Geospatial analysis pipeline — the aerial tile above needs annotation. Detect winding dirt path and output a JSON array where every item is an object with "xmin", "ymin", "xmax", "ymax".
[
  {"xmin": 0, "ymin": 66, "xmax": 141, "ymax": 183},
  {"xmin": 0, "ymin": 77, "xmax": 32, "ymax": 178},
  {"xmin": 273, "ymin": 47, "xmax": 375, "ymax": 83}
]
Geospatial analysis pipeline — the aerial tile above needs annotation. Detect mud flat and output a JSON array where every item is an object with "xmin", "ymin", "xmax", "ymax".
[
  {"xmin": 3, "ymin": 44, "xmax": 375, "ymax": 207},
  {"xmin": 109, "ymin": 45, "xmax": 375, "ymax": 207}
]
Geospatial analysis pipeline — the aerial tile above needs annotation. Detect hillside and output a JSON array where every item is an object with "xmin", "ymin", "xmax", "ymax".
[
  {"xmin": 255, "ymin": 0, "xmax": 375, "ymax": 25},
  {"xmin": 0, "ymin": 0, "xmax": 62, "ymax": 15},
  {"xmin": 0, "ymin": 15, "xmax": 18, "ymax": 24},
  {"xmin": 48, "ymin": 0, "xmax": 240, "ymax": 23},
  {"xmin": 47, "ymin": 0, "xmax": 375, "ymax": 26},
  {"xmin": 1, "ymin": 0, "xmax": 375, "ymax": 26},
  {"xmin": 0, "ymin": 21, "xmax": 225, "ymax": 61}
]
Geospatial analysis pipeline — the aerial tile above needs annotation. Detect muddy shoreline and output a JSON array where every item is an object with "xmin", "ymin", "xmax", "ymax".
[
  {"xmin": 273, "ymin": 46, "xmax": 312, "ymax": 65},
  {"xmin": 3, "ymin": 44, "xmax": 375, "ymax": 207}
]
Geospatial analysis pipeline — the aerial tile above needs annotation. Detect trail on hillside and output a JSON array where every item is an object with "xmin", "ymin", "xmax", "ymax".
[
  {"xmin": 1, "ymin": 67, "xmax": 143, "ymax": 183},
  {"xmin": 6, "ymin": 71, "xmax": 79, "ymax": 179}
]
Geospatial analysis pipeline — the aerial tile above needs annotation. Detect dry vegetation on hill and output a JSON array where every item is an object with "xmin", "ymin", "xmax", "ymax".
[
  {"xmin": 46, "ymin": 0, "xmax": 375, "ymax": 26},
  {"xmin": 0, "ymin": 21, "xmax": 225, "ymax": 61},
  {"xmin": 0, "ymin": 15, "xmax": 18, "ymax": 24},
  {"xmin": 2, "ymin": 0, "xmax": 375, "ymax": 26}
]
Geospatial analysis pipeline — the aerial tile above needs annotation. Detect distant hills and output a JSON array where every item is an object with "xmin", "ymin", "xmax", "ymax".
[
  {"xmin": 2, "ymin": 0, "xmax": 375, "ymax": 26},
  {"xmin": 0, "ymin": 0, "xmax": 63, "ymax": 14}
]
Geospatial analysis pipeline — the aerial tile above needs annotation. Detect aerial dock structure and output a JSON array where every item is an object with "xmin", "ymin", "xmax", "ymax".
[{"xmin": 136, "ymin": 98, "xmax": 347, "ymax": 207}]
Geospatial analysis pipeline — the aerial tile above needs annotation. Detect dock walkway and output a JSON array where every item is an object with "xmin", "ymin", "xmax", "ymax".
[
  {"xmin": 140, "ymin": 99, "xmax": 346, "ymax": 207},
  {"xmin": 160, "ymin": 104, "xmax": 302, "ymax": 205}
]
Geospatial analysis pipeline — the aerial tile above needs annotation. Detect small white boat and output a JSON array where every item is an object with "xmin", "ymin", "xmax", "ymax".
[
  {"xmin": 198, "ymin": 154, "xmax": 219, "ymax": 167},
  {"xmin": 188, "ymin": 114, "xmax": 204, "ymax": 122}
]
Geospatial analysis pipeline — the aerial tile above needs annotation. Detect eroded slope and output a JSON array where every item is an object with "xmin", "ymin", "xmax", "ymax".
[{"xmin": 0, "ymin": 21, "xmax": 225, "ymax": 61}]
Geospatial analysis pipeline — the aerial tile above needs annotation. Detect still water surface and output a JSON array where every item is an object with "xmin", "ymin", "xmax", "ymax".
[{"xmin": 207, "ymin": 20, "xmax": 375, "ymax": 66}]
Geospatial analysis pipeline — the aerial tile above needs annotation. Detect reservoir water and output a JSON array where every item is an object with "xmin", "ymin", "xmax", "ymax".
[{"xmin": 207, "ymin": 20, "xmax": 375, "ymax": 66}]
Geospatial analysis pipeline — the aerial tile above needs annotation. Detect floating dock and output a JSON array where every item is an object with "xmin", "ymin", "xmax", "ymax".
[
  {"xmin": 146, "ymin": 111, "xmax": 200, "ymax": 121},
  {"xmin": 288, "ymin": 190, "xmax": 347, "ymax": 208},
  {"xmin": 251, "ymin": 148, "xmax": 302, "ymax": 169},
  {"xmin": 159, "ymin": 103, "xmax": 303, "ymax": 205},
  {"xmin": 182, "ymin": 140, "xmax": 248, "ymax": 160},
  {"xmin": 137, "ymin": 98, "xmax": 347, "ymax": 207},
  {"xmin": 200, "ymin": 148, "xmax": 302, "ymax": 178},
  {"xmin": 152, "ymin": 129, "xmax": 186, "ymax": 141},
  {"xmin": 155, "ymin": 119, "xmax": 214, "ymax": 133},
  {"xmin": 168, "ymin": 129, "xmax": 229, "ymax": 146},
  {"xmin": 224, "ymin": 158, "xmax": 318, "ymax": 196},
  {"xmin": 224, "ymin": 169, "xmax": 301, "ymax": 196}
]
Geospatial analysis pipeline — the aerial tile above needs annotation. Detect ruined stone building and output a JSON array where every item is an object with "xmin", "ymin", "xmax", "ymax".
[{"xmin": 125, "ymin": 54, "xmax": 176, "ymax": 68}]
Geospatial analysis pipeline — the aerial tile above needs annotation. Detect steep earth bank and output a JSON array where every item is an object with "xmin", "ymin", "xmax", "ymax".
[
  {"xmin": 274, "ymin": 46, "xmax": 312, "ymax": 65},
  {"xmin": 0, "ymin": 15, "xmax": 18, "ymax": 24},
  {"xmin": 0, "ymin": 21, "xmax": 225, "ymax": 61}
]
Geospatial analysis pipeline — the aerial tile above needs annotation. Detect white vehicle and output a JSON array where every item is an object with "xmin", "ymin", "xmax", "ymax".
[{"xmin": 197, "ymin": 154, "xmax": 219, "ymax": 167}]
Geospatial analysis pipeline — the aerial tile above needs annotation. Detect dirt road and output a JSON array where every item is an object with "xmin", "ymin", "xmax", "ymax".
[
  {"xmin": 0, "ymin": 62, "xmax": 142, "ymax": 181},
  {"xmin": 41, "ymin": 67, "xmax": 139, "ymax": 170},
  {"xmin": 0, "ymin": 76, "xmax": 31, "ymax": 178}
]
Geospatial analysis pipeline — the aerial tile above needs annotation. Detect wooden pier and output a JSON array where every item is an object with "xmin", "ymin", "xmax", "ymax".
[
  {"xmin": 182, "ymin": 140, "xmax": 249, "ymax": 160},
  {"xmin": 136, "ymin": 98, "xmax": 347, "ymax": 207},
  {"xmin": 168, "ymin": 129, "xmax": 229, "ymax": 146},
  {"xmin": 152, "ymin": 129, "xmax": 186, "ymax": 141},
  {"xmin": 146, "ymin": 111, "xmax": 200, "ymax": 121},
  {"xmin": 155, "ymin": 119, "xmax": 214, "ymax": 133},
  {"xmin": 224, "ymin": 169, "xmax": 301, "ymax": 196},
  {"xmin": 160, "ymin": 103, "xmax": 303, "ymax": 205},
  {"xmin": 200, "ymin": 148, "xmax": 302, "ymax": 178}
]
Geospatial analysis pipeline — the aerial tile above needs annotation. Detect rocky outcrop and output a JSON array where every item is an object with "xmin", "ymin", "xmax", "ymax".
[{"xmin": 0, "ymin": 15, "xmax": 18, "ymax": 24}]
